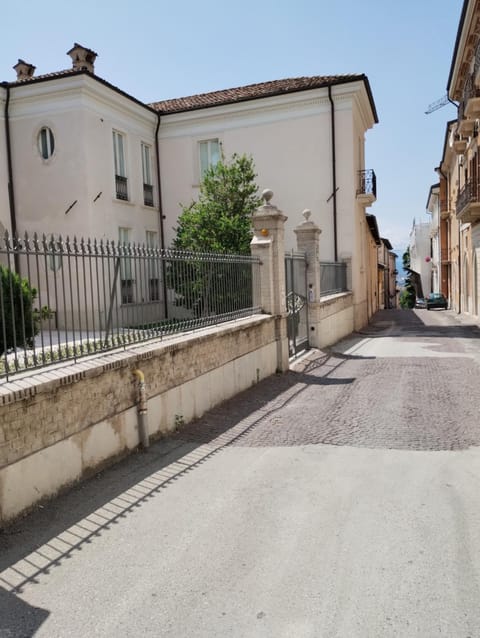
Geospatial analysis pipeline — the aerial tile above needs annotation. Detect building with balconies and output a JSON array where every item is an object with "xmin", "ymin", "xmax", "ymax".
[
  {"xmin": 426, "ymin": 183, "xmax": 441, "ymax": 294},
  {"xmin": 446, "ymin": 0, "xmax": 480, "ymax": 317},
  {"xmin": 408, "ymin": 221, "xmax": 432, "ymax": 300}
]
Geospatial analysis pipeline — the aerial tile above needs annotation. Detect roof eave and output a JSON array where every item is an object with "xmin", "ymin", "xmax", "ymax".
[
  {"xmin": 153, "ymin": 75, "xmax": 379, "ymax": 123},
  {"xmin": 2, "ymin": 69, "xmax": 158, "ymax": 115},
  {"xmin": 447, "ymin": 0, "xmax": 470, "ymax": 96}
]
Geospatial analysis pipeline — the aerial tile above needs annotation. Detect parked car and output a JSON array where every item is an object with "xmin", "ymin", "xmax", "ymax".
[
  {"xmin": 426, "ymin": 292, "xmax": 448, "ymax": 310},
  {"xmin": 414, "ymin": 297, "xmax": 427, "ymax": 309}
]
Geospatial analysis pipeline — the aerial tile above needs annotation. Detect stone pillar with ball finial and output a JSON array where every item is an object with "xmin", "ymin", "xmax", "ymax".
[
  {"xmin": 250, "ymin": 189, "xmax": 289, "ymax": 372},
  {"xmin": 294, "ymin": 208, "xmax": 322, "ymax": 349}
]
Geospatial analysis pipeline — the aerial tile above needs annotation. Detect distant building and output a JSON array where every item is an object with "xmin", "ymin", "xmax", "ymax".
[
  {"xmin": 433, "ymin": 0, "xmax": 480, "ymax": 318},
  {"xmin": 408, "ymin": 221, "xmax": 431, "ymax": 299}
]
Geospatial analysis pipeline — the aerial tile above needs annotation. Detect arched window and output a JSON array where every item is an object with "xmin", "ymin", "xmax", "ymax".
[{"xmin": 38, "ymin": 127, "xmax": 55, "ymax": 159}]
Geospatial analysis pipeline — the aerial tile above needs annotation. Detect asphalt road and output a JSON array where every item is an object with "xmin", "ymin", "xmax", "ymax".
[{"xmin": 2, "ymin": 308, "xmax": 480, "ymax": 637}]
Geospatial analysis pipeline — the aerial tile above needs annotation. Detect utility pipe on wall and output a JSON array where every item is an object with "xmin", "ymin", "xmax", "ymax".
[
  {"xmin": 2, "ymin": 82, "xmax": 20, "ymax": 273},
  {"xmin": 132, "ymin": 368, "xmax": 149, "ymax": 448},
  {"xmin": 328, "ymin": 85, "xmax": 338, "ymax": 262},
  {"xmin": 155, "ymin": 111, "xmax": 169, "ymax": 319}
]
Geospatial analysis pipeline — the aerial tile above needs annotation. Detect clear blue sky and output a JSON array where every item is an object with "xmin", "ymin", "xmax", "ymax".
[{"xmin": 1, "ymin": 0, "xmax": 462, "ymax": 251}]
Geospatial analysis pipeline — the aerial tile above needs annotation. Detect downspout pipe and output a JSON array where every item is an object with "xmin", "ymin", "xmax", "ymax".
[
  {"xmin": 155, "ymin": 111, "xmax": 169, "ymax": 318},
  {"xmin": 438, "ymin": 165, "xmax": 452, "ymax": 308},
  {"xmin": 328, "ymin": 85, "xmax": 338, "ymax": 262},
  {"xmin": 154, "ymin": 112, "xmax": 166, "ymax": 250},
  {"xmin": 132, "ymin": 369, "xmax": 149, "ymax": 448},
  {"xmin": 2, "ymin": 82, "xmax": 20, "ymax": 273}
]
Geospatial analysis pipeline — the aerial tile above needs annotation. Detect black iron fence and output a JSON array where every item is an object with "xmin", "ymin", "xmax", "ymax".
[
  {"xmin": 0, "ymin": 232, "xmax": 260, "ymax": 381},
  {"xmin": 320, "ymin": 261, "xmax": 348, "ymax": 296}
]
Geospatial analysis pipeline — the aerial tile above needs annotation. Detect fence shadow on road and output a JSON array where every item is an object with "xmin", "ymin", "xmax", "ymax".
[{"xmin": 0, "ymin": 348, "xmax": 357, "ymax": 615}]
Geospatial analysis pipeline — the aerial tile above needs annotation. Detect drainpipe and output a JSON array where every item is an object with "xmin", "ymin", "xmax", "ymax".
[
  {"xmin": 457, "ymin": 158, "xmax": 462, "ymax": 314},
  {"xmin": 132, "ymin": 368, "xmax": 149, "ymax": 448},
  {"xmin": 328, "ymin": 85, "xmax": 338, "ymax": 262},
  {"xmin": 155, "ymin": 111, "xmax": 169, "ymax": 319},
  {"xmin": 2, "ymin": 82, "xmax": 20, "ymax": 273},
  {"xmin": 438, "ymin": 165, "xmax": 452, "ymax": 306}
]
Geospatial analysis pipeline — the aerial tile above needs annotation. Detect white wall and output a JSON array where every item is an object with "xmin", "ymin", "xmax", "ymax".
[
  {"xmin": 159, "ymin": 81, "xmax": 374, "ymax": 255},
  {"xmin": 6, "ymin": 75, "xmax": 161, "ymax": 245}
]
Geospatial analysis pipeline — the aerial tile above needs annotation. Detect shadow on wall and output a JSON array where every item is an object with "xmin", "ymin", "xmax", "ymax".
[{"xmin": 0, "ymin": 586, "xmax": 49, "ymax": 637}]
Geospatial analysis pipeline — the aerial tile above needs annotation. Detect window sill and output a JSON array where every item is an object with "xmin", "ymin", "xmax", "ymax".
[{"xmin": 112, "ymin": 198, "xmax": 136, "ymax": 207}]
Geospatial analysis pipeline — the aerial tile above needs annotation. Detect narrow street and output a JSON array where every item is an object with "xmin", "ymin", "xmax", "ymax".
[{"xmin": 2, "ymin": 308, "xmax": 480, "ymax": 637}]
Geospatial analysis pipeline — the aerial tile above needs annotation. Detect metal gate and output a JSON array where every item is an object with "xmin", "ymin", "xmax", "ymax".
[{"xmin": 285, "ymin": 251, "xmax": 309, "ymax": 356}]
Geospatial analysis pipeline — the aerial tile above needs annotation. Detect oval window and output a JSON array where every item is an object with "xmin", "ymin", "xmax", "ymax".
[{"xmin": 38, "ymin": 127, "xmax": 55, "ymax": 159}]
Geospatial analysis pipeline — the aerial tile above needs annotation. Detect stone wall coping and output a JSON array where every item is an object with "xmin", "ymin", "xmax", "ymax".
[
  {"xmin": 0, "ymin": 314, "xmax": 271, "ymax": 406},
  {"xmin": 319, "ymin": 291, "xmax": 353, "ymax": 307}
]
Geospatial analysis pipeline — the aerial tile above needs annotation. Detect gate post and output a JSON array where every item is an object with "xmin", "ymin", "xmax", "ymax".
[
  {"xmin": 250, "ymin": 189, "xmax": 289, "ymax": 372},
  {"xmin": 294, "ymin": 209, "xmax": 322, "ymax": 349}
]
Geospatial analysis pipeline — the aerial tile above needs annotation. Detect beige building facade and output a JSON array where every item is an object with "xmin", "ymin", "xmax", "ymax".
[
  {"xmin": 1, "ymin": 44, "xmax": 389, "ymax": 336},
  {"xmin": 436, "ymin": 0, "xmax": 480, "ymax": 318}
]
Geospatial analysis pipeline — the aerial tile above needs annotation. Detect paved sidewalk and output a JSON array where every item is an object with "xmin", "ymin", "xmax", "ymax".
[
  {"xmin": 171, "ymin": 308, "xmax": 480, "ymax": 451},
  {"xmin": 2, "ymin": 308, "xmax": 480, "ymax": 637}
]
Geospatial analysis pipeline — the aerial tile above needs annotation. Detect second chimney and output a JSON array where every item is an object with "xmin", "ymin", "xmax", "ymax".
[
  {"xmin": 67, "ymin": 43, "xmax": 97, "ymax": 74},
  {"xmin": 13, "ymin": 59, "xmax": 36, "ymax": 81}
]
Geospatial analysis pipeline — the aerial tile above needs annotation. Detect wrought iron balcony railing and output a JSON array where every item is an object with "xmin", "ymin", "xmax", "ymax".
[
  {"xmin": 143, "ymin": 183, "xmax": 154, "ymax": 207},
  {"xmin": 115, "ymin": 174, "xmax": 128, "ymax": 201},
  {"xmin": 357, "ymin": 169, "xmax": 377, "ymax": 199},
  {"xmin": 456, "ymin": 178, "xmax": 479, "ymax": 216}
]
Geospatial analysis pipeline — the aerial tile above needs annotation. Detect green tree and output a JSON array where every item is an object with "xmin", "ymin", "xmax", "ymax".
[
  {"xmin": 399, "ymin": 247, "xmax": 416, "ymax": 309},
  {"xmin": 170, "ymin": 153, "xmax": 261, "ymax": 318},
  {"xmin": 0, "ymin": 266, "xmax": 39, "ymax": 353},
  {"xmin": 173, "ymin": 153, "xmax": 261, "ymax": 254}
]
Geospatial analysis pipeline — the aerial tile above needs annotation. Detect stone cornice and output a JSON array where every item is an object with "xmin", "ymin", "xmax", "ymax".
[{"xmin": 449, "ymin": 0, "xmax": 480, "ymax": 99}]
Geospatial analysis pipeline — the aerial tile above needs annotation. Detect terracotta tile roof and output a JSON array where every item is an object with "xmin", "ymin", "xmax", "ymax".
[
  {"xmin": 149, "ymin": 74, "xmax": 371, "ymax": 115},
  {"xmin": 9, "ymin": 68, "xmax": 82, "ymax": 84}
]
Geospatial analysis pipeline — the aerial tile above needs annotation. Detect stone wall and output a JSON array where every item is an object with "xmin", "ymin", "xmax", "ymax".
[
  {"xmin": 0, "ymin": 315, "xmax": 278, "ymax": 525},
  {"xmin": 317, "ymin": 292, "xmax": 354, "ymax": 348}
]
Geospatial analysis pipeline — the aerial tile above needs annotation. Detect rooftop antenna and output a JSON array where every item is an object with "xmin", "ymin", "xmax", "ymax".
[{"xmin": 425, "ymin": 94, "xmax": 450, "ymax": 115}]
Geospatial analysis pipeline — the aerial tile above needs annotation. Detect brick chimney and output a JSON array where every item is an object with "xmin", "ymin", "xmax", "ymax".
[
  {"xmin": 13, "ymin": 59, "xmax": 36, "ymax": 81},
  {"xmin": 67, "ymin": 43, "xmax": 97, "ymax": 73}
]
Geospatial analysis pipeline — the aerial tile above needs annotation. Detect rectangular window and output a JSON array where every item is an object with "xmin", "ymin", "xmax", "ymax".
[
  {"xmin": 119, "ymin": 227, "xmax": 134, "ymax": 304},
  {"xmin": 141, "ymin": 143, "xmax": 154, "ymax": 206},
  {"xmin": 199, "ymin": 139, "xmax": 220, "ymax": 179},
  {"xmin": 113, "ymin": 131, "xmax": 128, "ymax": 200},
  {"xmin": 146, "ymin": 230, "xmax": 159, "ymax": 301}
]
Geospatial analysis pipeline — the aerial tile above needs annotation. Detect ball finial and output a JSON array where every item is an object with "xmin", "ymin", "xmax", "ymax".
[
  {"xmin": 302, "ymin": 209, "xmax": 311, "ymax": 222},
  {"xmin": 262, "ymin": 189, "xmax": 274, "ymax": 204}
]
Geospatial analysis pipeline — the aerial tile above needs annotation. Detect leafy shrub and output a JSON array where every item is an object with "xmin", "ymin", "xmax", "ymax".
[{"xmin": 0, "ymin": 266, "xmax": 39, "ymax": 353}]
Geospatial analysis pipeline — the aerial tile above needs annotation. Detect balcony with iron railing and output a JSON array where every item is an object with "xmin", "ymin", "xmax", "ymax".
[
  {"xmin": 356, "ymin": 169, "xmax": 376, "ymax": 206},
  {"xmin": 457, "ymin": 75, "xmax": 480, "ymax": 136},
  {"xmin": 115, "ymin": 175, "xmax": 128, "ymax": 201},
  {"xmin": 456, "ymin": 178, "xmax": 480, "ymax": 223},
  {"xmin": 453, "ymin": 133, "xmax": 468, "ymax": 154},
  {"xmin": 439, "ymin": 197, "xmax": 450, "ymax": 218}
]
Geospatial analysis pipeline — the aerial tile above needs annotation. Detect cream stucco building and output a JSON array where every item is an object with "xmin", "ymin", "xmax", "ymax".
[{"xmin": 1, "ymin": 44, "xmax": 383, "ymax": 332}]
